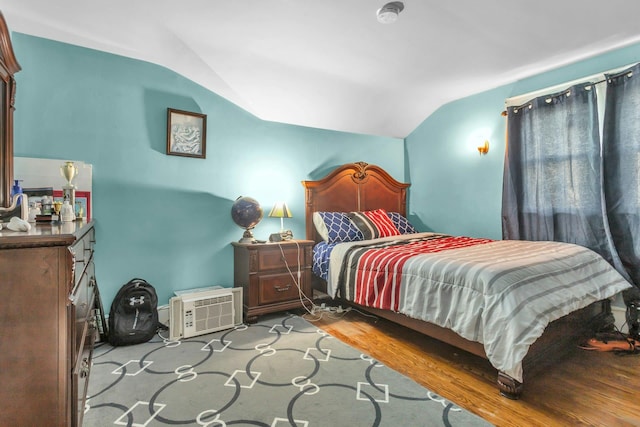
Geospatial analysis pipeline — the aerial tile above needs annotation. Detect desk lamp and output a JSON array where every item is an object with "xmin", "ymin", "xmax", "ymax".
[{"xmin": 268, "ymin": 202, "xmax": 293, "ymax": 240}]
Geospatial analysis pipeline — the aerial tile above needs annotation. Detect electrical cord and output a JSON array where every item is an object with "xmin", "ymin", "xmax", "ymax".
[
  {"xmin": 276, "ymin": 241, "xmax": 362, "ymax": 322},
  {"xmin": 578, "ymin": 316, "xmax": 639, "ymax": 355},
  {"xmin": 276, "ymin": 241, "xmax": 315, "ymax": 313}
]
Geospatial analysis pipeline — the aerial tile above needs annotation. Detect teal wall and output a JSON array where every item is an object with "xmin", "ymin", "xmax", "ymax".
[
  {"xmin": 13, "ymin": 31, "xmax": 640, "ymax": 309},
  {"xmin": 406, "ymin": 42, "xmax": 640, "ymax": 240},
  {"xmin": 11, "ymin": 33, "xmax": 404, "ymax": 308}
]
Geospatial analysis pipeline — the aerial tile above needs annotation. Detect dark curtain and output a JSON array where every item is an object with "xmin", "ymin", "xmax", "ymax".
[
  {"xmin": 603, "ymin": 63, "xmax": 640, "ymax": 299},
  {"xmin": 502, "ymin": 83, "xmax": 616, "ymax": 263}
]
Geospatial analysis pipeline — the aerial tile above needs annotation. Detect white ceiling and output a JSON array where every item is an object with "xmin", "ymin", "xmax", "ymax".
[{"xmin": 2, "ymin": 1, "xmax": 640, "ymax": 138}]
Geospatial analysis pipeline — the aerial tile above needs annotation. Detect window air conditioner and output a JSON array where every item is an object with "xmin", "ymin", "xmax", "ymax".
[{"xmin": 169, "ymin": 286, "xmax": 243, "ymax": 340}]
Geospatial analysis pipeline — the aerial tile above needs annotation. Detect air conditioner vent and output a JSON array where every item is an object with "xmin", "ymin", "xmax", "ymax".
[
  {"xmin": 195, "ymin": 294, "xmax": 233, "ymax": 307},
  {"xmin": 169, "ymin": 287, "xmax": 243, "ymax": 340}
]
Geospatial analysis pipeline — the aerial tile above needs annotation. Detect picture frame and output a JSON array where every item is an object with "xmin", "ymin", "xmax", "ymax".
[
  {"xmin": 166, "ymin": 108, "xmax": 207, "ymax": 159},
  {"xmin": 53, "ymin": 190, "xmax": 91, "ymax": 221},
  {"xmin": 23, "ymin": 187, "xmax": 54, "ymax": 212}
]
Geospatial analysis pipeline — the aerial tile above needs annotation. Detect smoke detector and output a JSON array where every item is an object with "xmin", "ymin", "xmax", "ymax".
[{"xmin": 377, "ymin": 2, "xmax": 405, "ymax": 24}]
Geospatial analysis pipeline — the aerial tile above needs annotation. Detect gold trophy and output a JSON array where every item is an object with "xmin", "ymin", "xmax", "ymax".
[
  {"xmin": 52, "ymin": 201, "xmax": 62, "ymax": 223},
  {"xmin": 60, "ymin": 161, "xmax": 78, "ymax": 219}
]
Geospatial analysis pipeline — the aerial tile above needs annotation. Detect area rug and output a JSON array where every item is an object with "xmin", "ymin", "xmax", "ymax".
[{"xmin": 84, "ymin": 313, "xmax": 492, "ymax": 427}]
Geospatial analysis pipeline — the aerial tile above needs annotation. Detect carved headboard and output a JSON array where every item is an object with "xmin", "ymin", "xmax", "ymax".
[{"xmin": 301, "ymin": 162, "xmax": 410, "ymax": 243}]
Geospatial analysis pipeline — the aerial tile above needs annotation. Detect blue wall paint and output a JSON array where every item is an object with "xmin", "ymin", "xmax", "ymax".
[
  {"xmin": 406, "ymin": 42, "xmax": 640, "ymax": 240},
  {"xmin": 14, "ymin": 30, "xmax": 640, "ymax": 308},
  {"xmin": 11, "ymin": 33, "xmax": 404, "ymax": 307}
]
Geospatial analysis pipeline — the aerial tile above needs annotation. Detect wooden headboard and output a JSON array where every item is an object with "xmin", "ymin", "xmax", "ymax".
[{"xmin": 301, "ymin": 162, "xmax": 410, "ymax": 243}]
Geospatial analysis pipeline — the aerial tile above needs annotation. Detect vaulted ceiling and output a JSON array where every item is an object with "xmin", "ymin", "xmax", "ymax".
[{"xmin": 3, "ymin": 1, "xmax": 640, "ymax": 138}]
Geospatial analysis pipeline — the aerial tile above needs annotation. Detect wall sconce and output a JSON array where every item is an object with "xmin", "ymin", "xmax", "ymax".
[{"xmin": 477, "ymin": 140, "xmax": 489, "ymax": 155}]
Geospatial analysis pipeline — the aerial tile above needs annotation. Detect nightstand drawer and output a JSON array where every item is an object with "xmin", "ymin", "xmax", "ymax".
[
  {"xmin": 257, "ymin": 245, "xmax": 303, "ymax": 271},
  {"xmin": 258, "ymin": 272, "xmax": 300, "ymax": 304}
]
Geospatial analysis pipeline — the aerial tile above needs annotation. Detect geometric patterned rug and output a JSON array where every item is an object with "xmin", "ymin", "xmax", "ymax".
[{"xmin": 84, "ymin": 313, "xmax": 492, "ymax": 426}]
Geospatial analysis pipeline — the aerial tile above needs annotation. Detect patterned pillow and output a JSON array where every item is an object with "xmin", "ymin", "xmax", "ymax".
[
  {"xmin": 348, "ymin": 209, "xmax": 401, "ymax": 240},
  {"xmin": 313, "ymin": 212, "xmax": 364, "ymax": 243},
  {"xmin": 312, "ymin": 241, "xmax": 332, "ymax": 280},
  {"xmin": 387, "ymin": 212, "xmax": 418, "ymax": 234}
]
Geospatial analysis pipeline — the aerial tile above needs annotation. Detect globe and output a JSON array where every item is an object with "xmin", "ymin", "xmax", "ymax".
[{"xmin": 231, "ymin": 196, "xmax": 263, "ymax": 243}]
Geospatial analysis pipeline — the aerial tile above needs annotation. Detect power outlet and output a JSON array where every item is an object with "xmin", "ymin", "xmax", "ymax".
[{"xmin": 611, "ymin": 305, "xmax": 628, "ymax": 334}]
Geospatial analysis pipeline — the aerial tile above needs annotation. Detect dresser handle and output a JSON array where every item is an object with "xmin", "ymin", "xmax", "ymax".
[{"xmin": 274, "ymin": 284, "xmax": 292, "ymax": 292}]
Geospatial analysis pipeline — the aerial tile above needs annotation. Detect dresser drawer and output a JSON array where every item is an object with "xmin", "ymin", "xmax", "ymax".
[
  {"xmin": 257, "ymin": 245, "xmax": 304, "ymax": 271},
  {"xmin": 72, "ymin": 260, "xmax": 95, "ymax": 323},
  {"xmin": 258, "ymin": 272, "xmax": 301, "ymax": 304},
  {"xmin": 74, "ymin": 288, "xmax": 96, "ymax": 369},
  {"xmin": 72, "ymin": 326, "xmax": 94, "ymax": 427},
  {"xmin": 71, "ymin": 226, "xmax": 95, "ymax": 290}
]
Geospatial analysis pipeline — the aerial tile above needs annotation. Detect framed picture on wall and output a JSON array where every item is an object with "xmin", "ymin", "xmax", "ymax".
[{"xmin": 166, "ymin": 108, "xmax": 207, "ymax": 159}]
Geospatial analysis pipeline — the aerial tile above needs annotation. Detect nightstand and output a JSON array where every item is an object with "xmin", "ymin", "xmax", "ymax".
[{"xmin": 232, "ymin": 240, "xmax": 314, "ymax": 323}]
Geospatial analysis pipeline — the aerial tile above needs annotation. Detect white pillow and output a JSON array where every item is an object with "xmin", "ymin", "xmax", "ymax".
[{"xmin": 313, "ymin": 212, "xmax": 329, "ymax": 241}]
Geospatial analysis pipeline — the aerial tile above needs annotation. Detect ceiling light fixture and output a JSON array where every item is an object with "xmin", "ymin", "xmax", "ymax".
[{"xmin": 377, "ymin": 1, "xmax": 405, "ymax": 24}]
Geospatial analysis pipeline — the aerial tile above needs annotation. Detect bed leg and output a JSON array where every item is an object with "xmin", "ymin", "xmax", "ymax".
[{"xmin": 497, "ymin": 372, "xmax": 523, "ymax": 400}]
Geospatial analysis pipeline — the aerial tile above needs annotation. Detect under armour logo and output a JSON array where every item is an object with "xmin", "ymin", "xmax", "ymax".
[{"xmin": 129, "ymin": 296, "xmax": 145, "ymax": 306}]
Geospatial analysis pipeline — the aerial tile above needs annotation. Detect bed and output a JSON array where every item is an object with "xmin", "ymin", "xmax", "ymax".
[{"xmin": 301, "ymin": 161, "xmax": 631, "ymax": 399}]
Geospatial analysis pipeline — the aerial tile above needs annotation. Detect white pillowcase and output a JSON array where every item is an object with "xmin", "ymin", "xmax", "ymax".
[{"xmin": 313, "ymin": 212, "xmax": 329, "ymax": 241}]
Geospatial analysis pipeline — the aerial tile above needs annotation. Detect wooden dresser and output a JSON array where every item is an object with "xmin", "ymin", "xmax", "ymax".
[
  {"xmin": 0, "ymin": 220, "xmax": 99, "ymax": 427},
  {"xmin": 232, "ymin": 240, "xmax": 314, "ymax": 323}
]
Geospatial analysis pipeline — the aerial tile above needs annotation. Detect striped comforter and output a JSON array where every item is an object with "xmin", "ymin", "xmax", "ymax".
[{"xmin": 327, "ymin": 233, "xmax": 631, "ymax": 382}]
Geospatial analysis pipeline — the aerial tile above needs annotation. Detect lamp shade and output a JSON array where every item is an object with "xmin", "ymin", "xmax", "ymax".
[{"xmin": 268, "ymin": 202, "xmax": 292, "ymax": 219}]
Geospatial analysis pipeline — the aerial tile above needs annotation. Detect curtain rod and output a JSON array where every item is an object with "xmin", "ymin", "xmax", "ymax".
[{"xmin": 503, "ymin": 61, "xmax": 637, "ymax": 110}]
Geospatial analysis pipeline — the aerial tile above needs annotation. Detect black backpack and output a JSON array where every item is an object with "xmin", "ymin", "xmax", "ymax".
[{"xmin": 108, "ymin": 278, "xmax": 160, "ymax": 346}]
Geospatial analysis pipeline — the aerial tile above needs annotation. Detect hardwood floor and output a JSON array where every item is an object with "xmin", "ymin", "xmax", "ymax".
[{"xmin": 297, "ymin": 307, "xmax": 640, "ymax": 426}]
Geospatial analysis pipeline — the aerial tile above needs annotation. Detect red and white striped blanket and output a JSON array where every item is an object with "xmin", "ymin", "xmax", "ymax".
[
  {"xmin": 343, "ymin": 234, "xmax": 493, "ymax": 310},
  {"xmin": 327, "ymin": 233, "xmax": 631, "ymax": 381}
]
